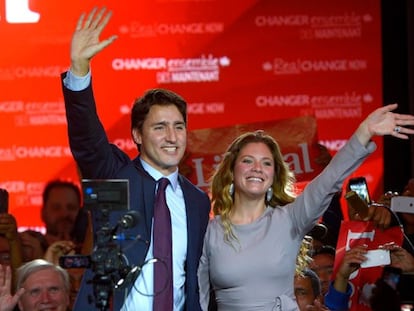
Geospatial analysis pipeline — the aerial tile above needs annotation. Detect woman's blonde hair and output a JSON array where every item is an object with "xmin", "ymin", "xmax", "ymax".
[
  {"xmin": 210, "ymin": 130, "xmax": 296, "ymax": 244},
  {"xmin": 295, "ymin": 235, "xmax": 314, "ymax": 276}
]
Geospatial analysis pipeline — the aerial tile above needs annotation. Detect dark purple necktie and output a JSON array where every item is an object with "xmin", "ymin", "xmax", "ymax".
[{"xmin": 153, "ymin": 177, "xmax": 173, "ymax": 311}]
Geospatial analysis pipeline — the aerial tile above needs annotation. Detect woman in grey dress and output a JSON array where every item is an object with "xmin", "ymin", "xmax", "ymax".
[{"xmin": 198, "ymin": 104, "xmax": 414, "ymax": 311}]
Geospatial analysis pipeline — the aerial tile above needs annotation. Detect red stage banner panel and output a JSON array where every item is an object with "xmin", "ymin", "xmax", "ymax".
[{"xmin": 0, "ymin": 0, "xmax": 382, "ymax": 230}]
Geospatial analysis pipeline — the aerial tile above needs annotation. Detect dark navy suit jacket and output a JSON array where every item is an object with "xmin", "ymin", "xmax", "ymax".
[{"xmin": 61, "ymin": 73, "xmax": 211, "ymax": 311}]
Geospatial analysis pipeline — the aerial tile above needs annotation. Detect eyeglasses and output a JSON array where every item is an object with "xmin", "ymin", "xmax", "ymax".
[{"xmin": 25, "ymin": 286, "xmax": 65, "ymax": 298}]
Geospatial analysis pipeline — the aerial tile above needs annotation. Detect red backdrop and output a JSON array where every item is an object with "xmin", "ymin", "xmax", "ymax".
[{"xmin": 0, "ymin": 0, "xmax": 383, "ymax": 231}]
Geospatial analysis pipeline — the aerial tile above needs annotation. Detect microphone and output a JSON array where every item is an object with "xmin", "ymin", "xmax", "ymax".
[{"xmin": 118, "ymin": 210, "xmax": 140, "ymax": 229}]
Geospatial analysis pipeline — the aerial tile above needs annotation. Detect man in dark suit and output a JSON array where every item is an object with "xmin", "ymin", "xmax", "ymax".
[{"xmin": 60, "ymin": 7, "xmax": 211, "ymax": 311}]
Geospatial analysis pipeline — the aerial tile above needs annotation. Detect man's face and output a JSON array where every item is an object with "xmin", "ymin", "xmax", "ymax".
[
  {"xmin": 309, "ymin": 253, "xmax": 335, "ymax": 296},
  {"xmin": 41, "ymin": 186, "xmax": 80, "ymax": 240},
  {"xmin": 133, "ymin": 104, "xmax": 187, "ymax": 176},
  {"xmin": 18, "ymin": 268, "xmax": 69, "ymax": 311},
  {"xmin": 294, "ymin": 275, "xmax": 316, "ymax": 311}
]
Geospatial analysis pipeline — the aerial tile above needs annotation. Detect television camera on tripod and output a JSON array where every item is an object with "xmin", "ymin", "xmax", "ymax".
[{"xmin": 60, "ymin": 179, "xmax": 141, "ymax": 311}]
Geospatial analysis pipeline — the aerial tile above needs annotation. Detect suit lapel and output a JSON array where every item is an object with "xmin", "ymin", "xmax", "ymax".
[
  {"xmin": 133, "ymin": 158, "xmax": 156, "ymax": 237},
  {"xmin": 179, "ymin": 175, "xmax": 200, "ymax": 259}
]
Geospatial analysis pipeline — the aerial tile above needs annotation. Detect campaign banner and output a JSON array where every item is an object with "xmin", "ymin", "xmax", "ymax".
[
  {"xmin": 183, "ymin": 116, "xmax": 325, "ymax": 192},
  {"xmin": 0, "ymin": 0, "xmax": 382, "ymax": 229}
]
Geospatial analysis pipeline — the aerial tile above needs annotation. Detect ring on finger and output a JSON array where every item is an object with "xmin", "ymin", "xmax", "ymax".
[{"xmin": 394, "ymin": 126, "xmax": 401, "ymax": 133}]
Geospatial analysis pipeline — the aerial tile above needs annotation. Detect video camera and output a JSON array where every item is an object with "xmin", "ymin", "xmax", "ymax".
[{"xmin": 60, "ymin": 179, "xmax": 139, "ymax": 311}]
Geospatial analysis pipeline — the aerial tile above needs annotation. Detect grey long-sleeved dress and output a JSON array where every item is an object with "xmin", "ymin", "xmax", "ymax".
[{"xmin": 198, "ymin": 134, "xmax": 376, "ymax": 311}]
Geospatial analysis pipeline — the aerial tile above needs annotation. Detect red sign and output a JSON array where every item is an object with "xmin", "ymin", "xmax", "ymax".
[
  {"xmin": 335, "ymin": 221, "xmax": 403, "ymax": 311},
  {"xmin": 0, "ymin": 0, "xmax": 382, "ymax": 230}
]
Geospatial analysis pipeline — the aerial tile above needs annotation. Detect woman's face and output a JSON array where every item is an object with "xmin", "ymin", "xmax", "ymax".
[{"xmin": 233, "ymin": 142, "xmax": 275, "ymax": 199}]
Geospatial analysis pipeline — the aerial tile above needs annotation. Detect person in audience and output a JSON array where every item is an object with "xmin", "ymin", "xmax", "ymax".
[
  {"xmin": 383, "ymin": 244, "xmax": 414, "ymax": 309},
  {"xmin": 346, "ymin": 181, "xmax": 393, "ymax": 231},
  {"xmin": 19, "ymin": 230, "xmax": 48, "ymax": 263},
  {"xmin": 61, "ymin": 7, "xmax": 211, "ymax": 310},
  {"xmin": 324, "ymin": 242, "xmax": 414, "ymax": 310},
  {"xmin": 348, "ymin": 177, "xmax": 414, "ymax": 255},
  {"xmin": 341, "ymin": 178, "xmax": 414, "ymax": 310},
  {"xmin": 43, "ymin": 240, "xmax": 76, "ymax": 266},
  {"xmin": 310, "ymin": 245, "xmax": 336, "ymax": 300},
  {"xmin": 42, "ymin": 240, "xmax": 79, "ymax": 309},
  {"xmin": 293, "ymin": 236, "xmax": 330, "ymax": 310},
  {"xmin": 0, "ymin": 259, "xmax": 70, "ymax": 311},
  {"xmin": 383, "ymin": 242, "xmax": 414, "ymax": 273},
  {"xmin": 17, "ymin": 259, "xmax": 71, "ymax": 311},
  {"xmin": 381, "ymin": 241, "xmax": 414, "ymax": 306},
  {"xmin": 324, "ymin": 244, "xmax": 368, "ymax": 310},
  {"xmin": 41, "ymin": 179, "xmax": 82, "ymax": 246},
  {"xmin": 0, "ymin": 214, "xmax": 23, "ymax": 290},
  {"xmin": 198, "ymin": 104, "xmax": 414, "ymax": 310},
  {"xmin": 369, "ymin": 275, "xmax": 402, "ymax": 311},
  {"xmin": 294, "ymin": 268, "xmax": 328, "ymax": 311}
]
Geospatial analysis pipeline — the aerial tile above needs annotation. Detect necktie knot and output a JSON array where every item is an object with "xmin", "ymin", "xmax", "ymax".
[{"xmin": 157, "ymin": 177, "xmax": 170, "ymax": 193}]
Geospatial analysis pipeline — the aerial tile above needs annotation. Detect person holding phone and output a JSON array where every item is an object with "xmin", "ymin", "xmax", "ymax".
[
  {"xmin": 346, "ymin": 177, "xmax": 394, "ymax": 231},
  {"xmin": 324, "ymin": 245, "xmax": 369, "ymax": 310},
  {"xmin": 380, "ymin": 243, "xmax": 414, "ymax": 275},
  {"xmin": 348, "ymin": 177, "xmax": 372, "ymax": 206},
  {"xmin": 349, "ymin": 177, "xmax": 414, "ymax": 256}
]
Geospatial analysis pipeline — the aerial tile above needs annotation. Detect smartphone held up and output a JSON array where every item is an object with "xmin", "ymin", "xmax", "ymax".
[{"xmin": 348, "ymin": 176, "xmax": 371, "ymax": 205}]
